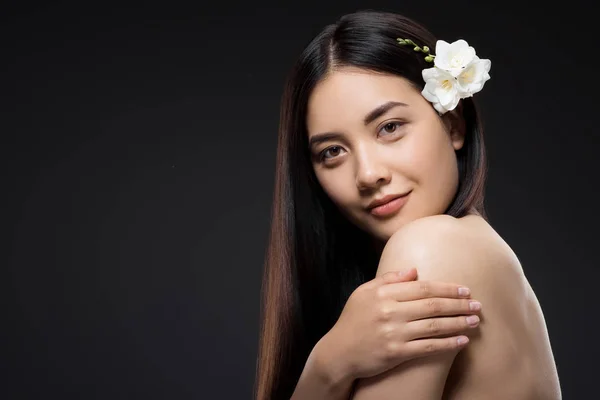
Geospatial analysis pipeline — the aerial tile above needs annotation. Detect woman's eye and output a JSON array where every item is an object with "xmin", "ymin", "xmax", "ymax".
[
  {"xmin": 319, "ymin": 146, "xmax": 344, "ymax": 161},
  {"xmin": 380, "ymin": 122, "xmax": 402, "ymax": 135}
]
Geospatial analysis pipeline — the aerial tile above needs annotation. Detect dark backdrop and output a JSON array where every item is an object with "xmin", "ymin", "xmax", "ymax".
[{"xmin": 3, "ymin": 1, "xmax": 598, "ymax": 399}]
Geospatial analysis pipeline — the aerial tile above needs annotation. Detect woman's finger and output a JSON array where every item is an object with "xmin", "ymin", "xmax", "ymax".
[
  {"xmin": 380, "ymin": 268, "xmax": 418, "ymax": 284},
  {"xmin": 405, "ymin": 315, "xmax": 480, "ymax": 340},
  {"xmin": 401, "ymin": 297, "xmax": 482, "ymax": 321},
  {"xmin": 379, "ymin": 280, "xmax": 472, "ymax": 302},
  {"xmin": 402, "ymin": 336, "xmax": 470, "ymax": 361},
  {"xmin": 362, "ymin": 269, "xmax": 418, "ymax": 290}
]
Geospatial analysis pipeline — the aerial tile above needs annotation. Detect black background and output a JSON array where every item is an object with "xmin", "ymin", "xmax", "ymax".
[{"xmin": 3, "ymin": 1, "xmax": 598, "ymax": 399}]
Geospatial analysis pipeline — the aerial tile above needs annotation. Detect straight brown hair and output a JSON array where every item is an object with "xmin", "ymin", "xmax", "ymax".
[{"xmin": 255, "ymin": 10, "xmax": 488, "ymax": 400}]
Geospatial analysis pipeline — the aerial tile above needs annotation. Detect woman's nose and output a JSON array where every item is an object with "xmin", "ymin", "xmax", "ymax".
[{"xmin": 355, "ymin": 150, "xmax": 391, "ymax": 191}]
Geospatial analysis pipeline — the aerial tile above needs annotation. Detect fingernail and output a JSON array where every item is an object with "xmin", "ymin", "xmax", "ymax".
[
  {"xmin": 458, "ymin": 287, "xmax": 470, "ymax": 296},
  {"xmin": 469, "ymin": 301, "xmax": 482, "ymax": 311},
  {"xmin": 457, "ymin": 336, "xmax": 469, "ymax": 345},
  {"xmin": 399, "ymin": 268, "xmax": 415, "ymax": 277},
  {"xmin": 466, "ymin": 315, "xmax": 480, "ymax": 326}
]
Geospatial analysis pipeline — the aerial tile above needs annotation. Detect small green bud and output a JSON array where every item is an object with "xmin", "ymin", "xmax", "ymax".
[
  {"xmin": 414, "ymin": 46, "xmax": 421, "ymax": 51},
  {"xmin": 397, "ymin": 38, "xmax": 406, "ymax": 44},
  {"xmin": 423, "ymin": 46, "xmax": 430, "ymax": 53},
  {"xmin": 424, "ymin": 55, "xmax": 434, "ymax": 62}
]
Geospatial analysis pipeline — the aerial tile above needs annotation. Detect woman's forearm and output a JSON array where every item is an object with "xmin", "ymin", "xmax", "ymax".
[{"xmin": 290, "ymin": 342, "xmax": 355, "ymax": 400}]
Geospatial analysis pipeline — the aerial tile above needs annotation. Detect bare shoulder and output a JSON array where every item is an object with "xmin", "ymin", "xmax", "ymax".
[
  {"xmin": 378, "ymin": 214, "xmax": 524, "ymax": 288},
  {"xmin": 378, "ymin": 215, "xmax": 562, "ymax": 399}
]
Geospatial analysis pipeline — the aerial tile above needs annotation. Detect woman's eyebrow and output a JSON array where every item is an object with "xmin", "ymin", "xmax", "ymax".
[
  {"xmin": 363, "ymin": 101, "xmax": 409, "ymax": 125},
  {"xmin": 308, "ymin": 132, "xmax": 344, "ymax": 149}
]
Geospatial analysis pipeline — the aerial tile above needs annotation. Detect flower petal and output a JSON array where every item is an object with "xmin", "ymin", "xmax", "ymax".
[
  {"xmin": 421, "ymin": 67, "xmax": 460, "ymax": 111},
  {"xmin": 435, "ymin": 40, "xmax": 451, "ymax": 59},
  {"xmin": 421, "ymin": 83, "xmax": 438, "ymax": 103},
  {"xmin": 456, "ymin": 57, "xmax": 492, "ymax": 94},
  {"xmin": 422, "ymin": 66, "xmax": 441, "ymax": 82},
  {"xmin": 445, "ymin": 95, "xmax": 460, "ymax": 112},
  {"xmin": 434, "ymin": 83, "xmax": 457, "ymax": 105},
  {"xmin": 435, "ymin": 39, "xmax": 476, "ymax": 77},
  {"xmin": 433, "ymin": 101, "xmax": 448, "ymax": 114}
]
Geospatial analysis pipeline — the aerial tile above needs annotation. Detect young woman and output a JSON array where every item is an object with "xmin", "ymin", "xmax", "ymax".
[{"xmin": 255, "ymin": 10, "xmax": 561, "ymax": 400}]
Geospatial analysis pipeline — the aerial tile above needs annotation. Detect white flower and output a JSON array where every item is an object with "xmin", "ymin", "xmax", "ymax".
[
  {"xmin": 434, "ymin": 39, "xmax": 476, "ymax": 78},
  {"xmin": 421, "ymin": 67, "xmax": 461, "ymax": 114},
  {"xmin": 456, "ymin": 56, "xmax": 491, "ymax": 96},
  {"xmin": 418, "ymin": 39, "xmax": 491, "ymax": 114}
]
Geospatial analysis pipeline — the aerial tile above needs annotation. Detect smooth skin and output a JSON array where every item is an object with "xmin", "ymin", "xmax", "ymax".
[
  {"xmin": 303, "ymin": 68, "xmax": 561, "ymax": 399},
  {"xmin": 291, "ymin": 268, "xmax": 481, "ymax": 400},
  {"xmin": 353, "ymin": 215, "xmax": 561, "ymax": 399}
]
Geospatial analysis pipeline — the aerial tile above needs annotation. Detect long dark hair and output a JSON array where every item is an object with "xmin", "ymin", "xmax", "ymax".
[{"xmin": 255, "ymin": 10, "xmax": 488, "ymax": 400}]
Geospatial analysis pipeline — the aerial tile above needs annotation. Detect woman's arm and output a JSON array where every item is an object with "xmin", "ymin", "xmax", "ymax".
[
  {"xmin": 290, "ymin": 336, "xmax": 356, "ymax": 400},
  {"xmin": 352, "ymin": 215, "xmax": 489, "ymax": 399},
  {"xmin": 291, "ymin": 236, "xmax": 483, "ymax": 400}
]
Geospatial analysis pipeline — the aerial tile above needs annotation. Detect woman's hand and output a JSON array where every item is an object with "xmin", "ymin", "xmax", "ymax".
[{"xmin": 314, "ymin": 268, "xmax": 482, "ymax": 384}]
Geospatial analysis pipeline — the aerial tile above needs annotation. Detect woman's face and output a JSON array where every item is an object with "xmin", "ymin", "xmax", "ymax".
[{"xmin": 306, "ymin": 67, "xmax": 465, "ymax": 242}]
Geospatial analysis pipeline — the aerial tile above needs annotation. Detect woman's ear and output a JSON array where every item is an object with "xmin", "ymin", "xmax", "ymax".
[{"xmin": 443, "ymin": 102, "xmax": 466, "ymax": 150}]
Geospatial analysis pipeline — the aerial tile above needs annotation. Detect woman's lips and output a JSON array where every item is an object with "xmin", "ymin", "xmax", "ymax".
[{"xmin": 369, "ymin": 192, "xmax": 410, "ymax": 217}]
